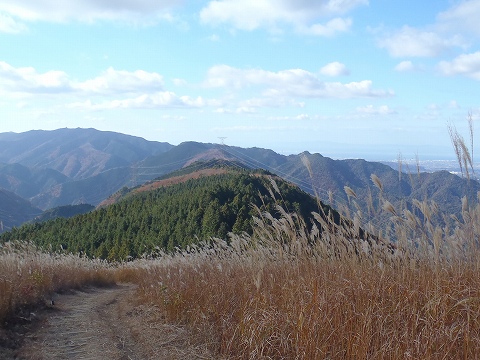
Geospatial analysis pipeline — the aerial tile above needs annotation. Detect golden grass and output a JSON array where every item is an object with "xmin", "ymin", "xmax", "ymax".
[
  {"xmin": 0, "ymin": 242, "xmax": 116, "ymax": 324},
  {"xmin": 125, "ymin": 188, "xmax": 480, "ymax": 359},
  {"xmin": 133, "ymin": 254, "xmax": 480, "ymax": 359},
  {"xmin": 3, "ymin": 177, "xmax": 480, "ymax": 358}
]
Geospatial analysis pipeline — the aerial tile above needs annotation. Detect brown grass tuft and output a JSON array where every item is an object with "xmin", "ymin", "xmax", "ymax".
[
  {"xmin": 122, "ymin": 189, "xmax": 480, "ymax": 359},
  {"xmin": 0, "ymin": 242, "xmax": 115, "ymax": 324}
]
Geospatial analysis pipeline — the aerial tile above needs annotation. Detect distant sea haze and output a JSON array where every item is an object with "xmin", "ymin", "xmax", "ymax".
[{"xmin": 380, "ymin": 159, "xmax": 476, "ymax": 175}]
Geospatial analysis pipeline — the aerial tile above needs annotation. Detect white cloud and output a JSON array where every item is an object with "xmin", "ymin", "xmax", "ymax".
[
  {"xmin": 0, "ymin": 13, "xmax": 27, "ymax": 33},
  {"xmin": 438, "ymin": 51, "xmax": 480, "ymax": 80},
  {"xmin": 0, "ymin": 1, "xmax": 182, "ymax": 23},
  {"xmin": 160, "ymin": 114, "xmax": 187, "ymax": 121},
  {"xmin": 239, "ymin": 97, "xmax": 305, "ymax": 108},
  {"xmin": 215, "ymin": 106, "xmax": 259, "ymax": 114},
  {"xmin": 268, "ymin": 114, "xmax": 315, "ymax": 121},
  {"xmin": 320, "ymin": 61, "xmax": 350, "ymax": 76},
  {"xmin": 204, "ymin": 65, "xmax": 392, "ymax": 99},
  {"xmin": 355, "ymin": 105, "xmax": 396, "ymax": 115},
  {"xmin": 378, "ymin": 26, "xmax": 464, "ymax": 58},
  {"xmin": 200, "ymin": 0, "xmax": 367, "ymax": 35},
  {"xmin": 298, "ymin": 17, "xmax": 352, "ymax": 37},
  {"xmin": 449, "ymin": 100, "xmax": 460, "ymax": 109},
  {"xmin": 76, "ymin": 67, "xmax": 164, "ymax": 94},
  {"xmin": 377, "ymin": 1, "xmax": 480, "ymax": 59},
  {"xmin": 69, "ymin": 93, "xmax": 209, "ymax": 110},
  {"xmin": 172, "ymin": 78, "xmax": 187, "ymax": 86},
  {"xmin": 394, "ymin": 60, "xmax": 425, "ymax": 73},
  {"xmin": 0, "ymin": 62, "xmax": 165, "ymax": 96},
  {"xmin": 207, "ymin": 34, "xmax": 220, "ymax": 42},
  {"xmin": 394, "ymin": 61, "xmax": 414, "ymax": 72},
  {"xmin": 0, "ymin": 61, "xmax": 226, "ymax": 111},
  {"xmin": 0, "ymin": 61, "xmax": 71, "ymax": 94},
  {"xmin": 437, "ymin": 0, "xmax": 480, "ymax": 37}
]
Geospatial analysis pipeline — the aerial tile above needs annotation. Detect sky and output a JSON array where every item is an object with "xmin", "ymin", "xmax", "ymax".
[{"xmin": 0, "ymin": 0, "xmax": 479, "ymax": 161}]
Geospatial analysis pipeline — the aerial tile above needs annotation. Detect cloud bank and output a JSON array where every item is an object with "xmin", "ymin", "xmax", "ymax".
[
  {"xmin": 200, "ymin": 0, "xmax": 367, "ymax": 35},
  {"xmin": 205, "ymin": 65, "xmax": 392, "ymax": 99}
]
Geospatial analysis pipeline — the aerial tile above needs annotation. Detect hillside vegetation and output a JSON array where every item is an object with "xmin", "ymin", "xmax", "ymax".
[
  {"xmin": 1, "ymin": 166, "xmax": 334, "ymax": 261},
  {"xmin": 2, "ymin": 175, "xmax": 480, "ymax": 358}
]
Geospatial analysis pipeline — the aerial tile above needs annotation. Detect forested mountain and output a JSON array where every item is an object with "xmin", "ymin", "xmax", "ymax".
[
  {"xmin": 143, "ymin": 144, "xmax": 478, "ymax": 229},
  {"xmin": 139, "ymin": 143, "xmax": 480, "ymax": 225},
  {"xmin": 98, "ymin": 159, "xmax": 252, "ymax": 207},
  {"xmin": 0, "ymin": 167, "xmax": 333, "ymax": 261},
  {"xmin": 0, "ymin": 128, "xmax": 478, "ymax": 232}
]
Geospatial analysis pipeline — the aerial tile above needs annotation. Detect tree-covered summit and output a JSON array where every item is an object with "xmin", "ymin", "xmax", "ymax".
[{"xmin": 1, "ymin": 167, "xmax": 333, "ymax": 261}]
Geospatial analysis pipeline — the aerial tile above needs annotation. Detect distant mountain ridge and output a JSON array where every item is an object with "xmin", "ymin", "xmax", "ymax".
[
  {"xmin": 34, "ymin": 204, "xmax": 95, "ymax": 223},
  {"xmin": 0, "ymin": 128, "xmax": 173, "ymax": 179},
  {"xmin": 0, "ymin": 128, "xmax": 478, "ymax": 233}
]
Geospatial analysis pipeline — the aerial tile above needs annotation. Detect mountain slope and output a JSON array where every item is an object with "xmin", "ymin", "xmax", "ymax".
[
  {"xmin": 0, "ymin": 188, "xmax": 42, "ymax": 232},
  {"xmin": 0, "ymin": 167, "xmax": 334, "ymax": 260},
  {"xmin": 275, "ymin": 153, "xmax": 479, "ymax": 227},
  {"xmin": 30, "ymin": 166, "xmax": 135, "ymax": 209},
  {"xmin": 34, "ymin": 204, "xmax": 95, "ymax": 223},
  {"xmin": 0, "ymin": 128, "xmax": 173, "ymax": 179},
  {"xmin": 0, "ymin": 162, "xmax": 69, "ymax": 200}
]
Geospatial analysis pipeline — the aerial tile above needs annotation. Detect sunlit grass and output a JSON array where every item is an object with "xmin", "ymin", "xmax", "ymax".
[
  {"xmin": 0, "ymin": 242, "xmax": 115, "ymax": 324},
  {"xmin": 124, "ymin": 184, "xmax": 480, "ymax": 359},
  {"xmin": 3, "ymin": 175, "xmax": 480, "ymax": 358}
]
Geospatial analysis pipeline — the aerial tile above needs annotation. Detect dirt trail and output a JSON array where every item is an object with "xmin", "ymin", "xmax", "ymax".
[{"xmin": 14, "ymin": 284, "xmax": 214, "ymax": 360}]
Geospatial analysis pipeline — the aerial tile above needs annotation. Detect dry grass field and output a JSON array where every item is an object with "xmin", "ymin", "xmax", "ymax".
[
  {"xmin": 0, "ymin": 242, "xmax": 116, "ymax": 325},
  {"xmin": 126, "ymin": 194, "xmax": 480, "ymax": 359},
  {"xmin": 2, "ymin": 176, "xmax": 480, "ymax": 359}
]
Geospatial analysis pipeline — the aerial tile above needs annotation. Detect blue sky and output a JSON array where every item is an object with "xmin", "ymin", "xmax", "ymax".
[{"xmin": 0, "ymin": 0, "xmax": 479, "ymax": 160}]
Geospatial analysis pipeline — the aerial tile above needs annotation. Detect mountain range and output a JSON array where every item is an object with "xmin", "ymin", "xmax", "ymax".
[{"xmin": 0, "ymin": 128, "xmax": 478, "ymax": 233}]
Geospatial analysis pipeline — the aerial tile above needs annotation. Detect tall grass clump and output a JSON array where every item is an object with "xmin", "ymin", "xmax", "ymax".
[
  {"xmin": 0, "ymin": 242, "xmax": 115, "ymax": 324},
  {"xmin": 128, "ymin": 180, "xmax": 480, "ymax": 359}
]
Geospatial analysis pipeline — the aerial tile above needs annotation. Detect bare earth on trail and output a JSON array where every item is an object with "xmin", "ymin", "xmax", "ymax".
[{"xmin": 15, "ymin": 284, "xmax": 214, "ymax": 360}]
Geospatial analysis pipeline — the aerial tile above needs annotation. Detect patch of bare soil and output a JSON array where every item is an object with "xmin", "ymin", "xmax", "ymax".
[
  {"xmin": 97, "ymin": 168, "xmax": 229, "ymax": 208},
  {"xmin": 5, "ymin": 284, "xmax": 215, "ymax": 359},
  {"xmin": 132, "ymin": 168, "xmax": 229, "ymax": 194}
]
